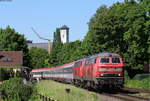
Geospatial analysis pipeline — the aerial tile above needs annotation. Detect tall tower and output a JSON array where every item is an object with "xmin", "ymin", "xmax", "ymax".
[{"xmin": 60, "ymin": 25, "xmax": 69, "ymax": 44}]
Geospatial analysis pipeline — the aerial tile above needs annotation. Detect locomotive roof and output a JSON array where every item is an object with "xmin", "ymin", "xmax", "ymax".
[
  {"xmin": 55, "ymin": 62, "xmax": 74, "ymax": 68},
  {"xmin": 90, "ymin": 52, "xmax": 120, "ymax": 58},
  {"xmin": 75, "ymin": 52, "xmax": 120, "ymax": 62}
]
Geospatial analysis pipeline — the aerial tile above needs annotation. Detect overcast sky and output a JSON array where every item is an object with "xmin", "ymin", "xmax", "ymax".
[{"xmin": 0, "ymin": 0, "xmax": 124, "ymax": 43}]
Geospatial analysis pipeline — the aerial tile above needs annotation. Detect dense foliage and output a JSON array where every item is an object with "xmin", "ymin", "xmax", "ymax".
[
  {"xmin": 57, "ymin": 40, "xmax": 82, "ymax": 65},
  {"xmin": 0, "ymin": 77, "xmax": 33, "ymax": 101},
  {"xmin": 0, "ymin": 26, "xmax": 30, "ymax": 67},
  {"xmin": 82, "ymin": 2, "xmax": 149, "ymax": 70},
  {"xmin": 29, "ymin": 47, "xmax": 49, "ymax": 69},
  {"xmin": 53, "ymin": 28, "xmax": 61, "ymax": 44},
  {"xmin": 49, "ymin": 1, "xmax": 150, "ymax": 73},
  {"xmin": 0, "ymin": 69, "xmax": 9, "ymax": 81},
  {"xmin": 49, "ymin": 39, "xmax": 81, "ymax": 66}
]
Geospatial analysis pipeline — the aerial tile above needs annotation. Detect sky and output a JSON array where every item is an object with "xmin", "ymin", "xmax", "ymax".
[{"xmin": 0, "ymin": 0, "xmax": 124, "ymax": 43}]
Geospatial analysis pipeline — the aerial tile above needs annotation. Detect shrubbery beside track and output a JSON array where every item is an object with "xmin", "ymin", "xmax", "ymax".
[{"xmin": 0, "ymin": 77, "xmax": 33, "ymax": 101}]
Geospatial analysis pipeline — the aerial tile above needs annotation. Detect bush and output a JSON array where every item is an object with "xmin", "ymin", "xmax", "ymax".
[
  {"xmin": 125, "ymin": 77, "xmax": 150, "ymax": 90},
  {"xmin": 133, "ymin": 74, "xmax": 150, "ymax": 80},
  {"xmin": 0, "ymin": 77, "xmax": 33, "ymax": 101},
  {"xmin": 124, "ymin": 70, "xmax": 130, "ymax": 84},
  {"xmin": 28, "ymin": 84, "xmax": 40, "ymax": 101},
  {"xmin": 0, "ymin": 69, "xmax": 9, "ymax": 81},
  {"xmin": 141, "ymin": 77, "xmax": 150, "ymax": 89}
]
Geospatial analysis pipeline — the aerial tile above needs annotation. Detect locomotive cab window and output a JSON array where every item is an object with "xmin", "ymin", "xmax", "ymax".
[
  {"xmin": 112, "ymin": 58, "xmax": 120, "ymax": 63},
  {"xmin": 100, "ymin": 58, "xmax": 109, "ymax": 63},
  {"xmin": 86, "ymin": 58, "xmax": 96, "ymax": 65},
  {"xmin": 74, "ymin": 61, "xmax": 82, "ymax": 67}
]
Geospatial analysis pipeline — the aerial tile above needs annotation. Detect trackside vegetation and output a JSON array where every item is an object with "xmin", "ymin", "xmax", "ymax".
[
  {"xmin": 0, "ymin": 69, "xmax": 9, "ymax": 81},
  {"xmin": 125, "ymin": 74, "xmax": 150, "ymax": 90},
  {"xmin": 31, "ymin": 80, "xmax": 99, "ymax": 101},
  {"xmin": 125, "ymin": 78, "xmax": 150, "ymax": 90},
  {"xmin": 0, "ymin": 78, "xmax": 33, "ymax": 101}
]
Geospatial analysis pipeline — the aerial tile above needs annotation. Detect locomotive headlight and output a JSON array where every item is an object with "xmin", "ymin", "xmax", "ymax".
[
  {"xmin": 99, "ymin": 68, "xmax": 108, "ymax": 72},
  {"xmin": 114, "ymin": 68, "xmax": 122, "ymax": 72}
]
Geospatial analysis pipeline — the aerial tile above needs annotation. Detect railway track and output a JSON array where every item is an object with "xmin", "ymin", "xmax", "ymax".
[
  {"xmin": 122, "ymin": 88, "xmax": 150, "ymax": 94},
  {"xmin": 96, "ymin": 88, "xmax": 150, "ymax": 101},
  {"xmin": 99, "ymin": 93, "xmax": 149, "ymax": 101}
]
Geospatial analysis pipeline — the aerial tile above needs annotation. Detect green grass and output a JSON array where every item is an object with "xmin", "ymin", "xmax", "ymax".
[
  {"xmin": 125, "ymin": 77, "xmax": 150, "ymax": 90},
  {"xmin": 34, "ymin": 80, "xmax": 99, "ymax": 101},
  {"xmin": 28, "ymin": 94, "xmax": 40, "ymax": 101}
]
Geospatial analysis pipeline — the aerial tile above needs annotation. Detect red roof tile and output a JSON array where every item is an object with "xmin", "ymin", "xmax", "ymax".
[{"xmin": 0, "ymin": 51, "xmax": 23, "ymax": 66}]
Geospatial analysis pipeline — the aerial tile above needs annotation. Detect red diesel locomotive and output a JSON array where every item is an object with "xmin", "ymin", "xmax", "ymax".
[{"xmin": 31, "ymin": 52, "xmax": 124, "ymax": 89}]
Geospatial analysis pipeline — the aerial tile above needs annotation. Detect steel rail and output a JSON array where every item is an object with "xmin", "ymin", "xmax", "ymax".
[{"xmin": 123, "ymin": 88, "xmax": 150, "ymax": 94}]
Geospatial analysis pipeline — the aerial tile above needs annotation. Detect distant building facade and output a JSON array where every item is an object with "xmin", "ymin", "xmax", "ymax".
[
  {"xmin": 27, "ymin": 41, "xmax": 52, "ymax": 53},
  {"xmin": 60, "ymin": 25, "xmax": 69, "ymax": 44},
  {"xmin": 28, "ymin": 42, "xmax": 48, "ymax": 50}
]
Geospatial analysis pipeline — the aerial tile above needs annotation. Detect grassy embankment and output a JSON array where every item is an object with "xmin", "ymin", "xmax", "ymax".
[
  {"xmin": 125, "ymin": 77, "xmax": 150, "ymax": 90},
  {"xmin": 29, "ymin": 76, "xmax": 150, "ymax": 101},
  {"xmin": 29, "ymin": 80, "xmax": 99, "ymax": 101}
]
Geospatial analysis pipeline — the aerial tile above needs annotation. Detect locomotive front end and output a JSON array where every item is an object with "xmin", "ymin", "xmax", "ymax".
[{"xmin": 95, "ymin": 53, "xmax": 124, "ymax": 88}]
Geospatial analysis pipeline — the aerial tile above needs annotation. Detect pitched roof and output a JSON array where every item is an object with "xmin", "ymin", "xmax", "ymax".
[
  {"xmin": 60, "ymin": 25, "xmax": 69, "ymax": 29},
  {"xmin": 0, "ymin": 51, "xmax": 23, "ymax": 66}
]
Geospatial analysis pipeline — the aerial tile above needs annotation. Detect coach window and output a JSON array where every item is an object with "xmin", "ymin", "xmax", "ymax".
[
  {"xmin": 67, "ymin": 67, "xmax": 72, "ymax": 73},
  {"xmin": 89, "ymin": 59, "xmax": 92, "ymax": 64},
  {"xmin": 92, "ymin": 58, "xmax": 96, "ymax": 64},
  {"xmin": 89, "ymin": 59, "xmax": 94, "ymax": 64},
  {"xmin": 85, "ymin": 60, "xmax": 89, "ymax": 65},
  {"xmin": 74, "ymin": 61, "xmax": 82, "ymax": 67},
  {"xmin": 100, "ymin": 58, "xmax": 109, "ymax": 63}
]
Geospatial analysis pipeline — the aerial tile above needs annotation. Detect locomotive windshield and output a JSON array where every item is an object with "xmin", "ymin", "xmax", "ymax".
[
  {"xmin": 112, "ymin": 58, "xmax": 120, "ymax": 63},
  {"xmin": 100, "ymin": 58, "xmax": 109, "ymax": 63},
  {"xmin": 100, "ymin": 57, "xmax": 121, "ymax": 63}
]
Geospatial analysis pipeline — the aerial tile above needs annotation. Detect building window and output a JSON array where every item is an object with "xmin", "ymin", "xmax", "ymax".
[{"xmin": 3, "ymin": 58, "xmax": 13, "ymax": 62}]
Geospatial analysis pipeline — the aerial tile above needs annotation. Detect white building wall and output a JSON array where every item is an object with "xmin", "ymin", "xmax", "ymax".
[{"xmin": 60, "ymin": 29, "xmax": 67, "ymax": 44}]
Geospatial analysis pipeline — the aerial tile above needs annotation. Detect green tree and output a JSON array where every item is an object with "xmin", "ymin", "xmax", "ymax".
[
  {"xmin": 29, "ymin": 47, "xmax": 49, "ymax": 69},
  {"xmin": 58, "ymin": 40, "xmax": 82, "ymax": 65},
  {"xmin": 49, "ymin": 43, "xmax": 62, "ymax": 66},
  {"xmin": 0, "ymin": 26, "xmax": 30, "ymax": 67},
  {"xmin": 53, "ymin": 28, "xmax": 61, "ymax": 44},
  {"xmin": 0, "ymin": 69, "xmax": 9, "ymax": 81},
  {"xmin": 122, "ymin": 3, "xmax": 149, "ymax": 69},
  {"xmin": 82, "ymin": 2, "xmax": 149, "ymax": 70},
  {"xmin": 49, "ymin": 28, "xmax": 63, "ymax": 66}
]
